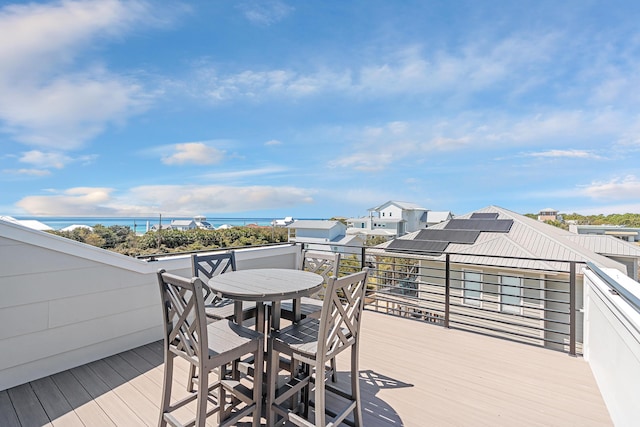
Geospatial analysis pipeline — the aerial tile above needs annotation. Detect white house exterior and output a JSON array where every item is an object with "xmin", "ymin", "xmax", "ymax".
[
  {"xmin": 374, "ymin": 205, "xmax": 640, "ymax": 351},
  {"xmin": 346, "ymin": 200, "xmax": 452, "ymax": 240},
  {"xmin": 569, "ymin": 223, "xmax": 640, "ymax": 243},
  {"xmin": 287, "ymin": 220, "xmax": 364, "ymax": 254}
]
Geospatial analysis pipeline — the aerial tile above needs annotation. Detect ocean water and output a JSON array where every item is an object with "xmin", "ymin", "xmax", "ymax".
[{"xmin": 15, "ymin": 216, "xmax": 277, "ymax": 232}]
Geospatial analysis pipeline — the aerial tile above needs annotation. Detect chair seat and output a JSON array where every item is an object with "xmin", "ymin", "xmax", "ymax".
[
  {"xmin": 206, "ymin": 319, "xmax": 263, "ymax": 360},
  {"xmin": 205, "ymin": 299, "xmax": 257, "ymax": 321},
  {"xmin": 280, "ymin": 296, "xmax": 324, "ymax": 321}
]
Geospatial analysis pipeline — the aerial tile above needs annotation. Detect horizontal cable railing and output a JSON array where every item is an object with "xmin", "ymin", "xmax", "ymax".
[{"xmin": 301, "ymin": 241, "xmax": 582, "ymax": 355}]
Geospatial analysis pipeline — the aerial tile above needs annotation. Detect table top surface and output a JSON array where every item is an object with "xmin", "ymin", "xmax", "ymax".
[{"xmin": 207, "ymin": 268, "xmax": 324, "ymax": 302}]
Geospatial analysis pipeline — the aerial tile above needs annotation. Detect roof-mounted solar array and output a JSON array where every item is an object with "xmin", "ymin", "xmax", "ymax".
[
  {"xmin": 387, "ymin": 239, "xmax": 449, "ymax": 253},
  {"xmin": 444, "ymin": 219, "xmax": 513, "ymax": 232},
  {"xmin": 414, "ymin": 229, "xmax": 480, "ymax": 244},
  {"xmin": 470, "ymin": 212, "xmax": 499, "ymax": 219}
]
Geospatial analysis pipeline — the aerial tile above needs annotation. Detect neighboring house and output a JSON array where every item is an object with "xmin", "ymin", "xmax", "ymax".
[
  {"xmin": 287, "ymin": 220, "xmax": 364, "ymax": 254},
  {"xmin": 346, "ymin": 200, "xmax": 452, "ymax": 240},
  {"xmin": 193, "ymin": 216, "xmax": 214, "ymax": 230},
  {"xmin": 0, "ymin": 216, "xmax": 52, "ymax": 232},
  {"xmin": 569, "ymin": 224, "xmax": 640, "ymax": 243},
  {"xmin": 169, "ymin": 219, "xmax": 197, "ymax": 231},
  {"xmin": 272, "ymin": 216, "xmax": 294, "ymax": 227},
  {"xmin": 374, "ymin": 205, "xmax": 640, "ymax": 351},
  {"xmin": 538, "ymin": 208, "xmax": 560, "ymax": 222}
]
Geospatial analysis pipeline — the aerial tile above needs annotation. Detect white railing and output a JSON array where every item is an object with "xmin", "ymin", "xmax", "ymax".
[{"xmin": 583, "ymin": 263, "xmax": 640, "ymax": 426}]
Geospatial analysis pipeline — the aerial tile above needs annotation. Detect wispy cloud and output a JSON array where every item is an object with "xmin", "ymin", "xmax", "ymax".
[
  {"xmin": 162, "ymin": 142, "xmax": 225, "ymax": 165},
  {"xmin": 0, "ymin": 0, "xmax": 171, "ymax": 150},
  {"xmin": 15, "ymin": 184, "xmax": 315, "ymax": 216},
  {"xmin": 201, "ymin": 166, "xmax": 289, "ymax": 180},
  {"xmin": 581, "ymin": 175, "xmax": 640, "ymax": 200},
  {"xmin": 524, "ymin": 149, "xmax": 602, "ymax": 159},
  {"xmin": 238, "ymin": 0, "xmax": 293, "ymax": 26},
  {"xmin": 265, "ymin": 139, "xmax": 283, "ymax": 146},
  {"xmin": 3, "ymin": 168, "xmax": 51, "ymax": 177}
]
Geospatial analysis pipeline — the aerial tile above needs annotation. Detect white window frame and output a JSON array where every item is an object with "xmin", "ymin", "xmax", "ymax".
[
  {"xmin": 462, "ymin": 270, "xmax": 482, "ymax": 307},
  {"xmin": 500, "ymin": 275, "xmax": 523, "ymax": 314}
]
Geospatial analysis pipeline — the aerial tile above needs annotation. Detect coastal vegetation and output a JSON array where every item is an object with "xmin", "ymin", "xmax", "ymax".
[
  {"xmin": 526, "ymin": 212, "xmax": 640, "ymax": 230},
  {"xmin": 49, "ymin": 225, "xmax": 289, "ymax": 257}
]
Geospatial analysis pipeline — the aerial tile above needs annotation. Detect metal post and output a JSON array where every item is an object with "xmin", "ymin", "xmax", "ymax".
[
  {"xmin": 569, "ymin": 261, "xmax": 576, "ymax": 356},
  {"xmin": 361, "ymin": 246, "xmax": 366, "ymax": 270},
  {"xmin": 445, "ymin": 253, "xmax": 450, "ymax": 328}
]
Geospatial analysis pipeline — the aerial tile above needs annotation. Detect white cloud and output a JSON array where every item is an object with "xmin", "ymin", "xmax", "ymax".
[
  {"xmin": 3, "ymin": 168, "xmax": 51, "ymax": 177},
  {"xmin": 525, "ymin": 149, "xmax": 602, "ymax": 159},
  {"xmin": 19, "ymin": 150, "xmax": 72, "ymax": 169},
  {"xmin": 0, "ymin": 0, "xmax": 161, "ymax": 150},
  {"xmin": 238, "ymin": 0, "xmax": 293, "ymax": 26},
  {"xmin": 16, "ymin": 187, "xmax": 117, "ymax": 215},
  {"xmin": 581, "ymin": 175, "xmax": 640, "ymax": 200},
  {"xmin": 162, "ymin": 142, "xmax": 226, "ymax": 165},
  {"xmin": 15, "ymin": 184, "xmax": 315, "ymax": 216},
  {"xmin": 201, "ymin": 166, "xmax": 288, "ymax": 180},
  {"xmin": 265, "ymin": 139, "xmax": 283, "ymax": 146}
]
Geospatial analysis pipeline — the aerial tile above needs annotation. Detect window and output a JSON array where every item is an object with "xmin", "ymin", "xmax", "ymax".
[
  {"xmin": 463, "ymin": 271, "xmax": 482, "ymax": 306},
  {"xmin": 501, "ymin": 275, "xmax": 522, "ymax": 314}
]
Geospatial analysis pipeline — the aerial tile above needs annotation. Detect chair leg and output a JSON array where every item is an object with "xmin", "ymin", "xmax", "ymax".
[
  {"xmin": 187, "ymin": 364, "xmax": 196, "ymax": 392},
  {"xmin": 266, "ymin": 338, "xmax": 279, "ymax": 427},
  {"xmin": 252, "ymin": 342, "xmax": 264, "ymax": 427},
  {"xmin": 196, "ymin": 366, "xmax": 208, "ymax": 426},
  {"xmin": 351, "ymin": 346, "xmax": 363, "ymax": 427},
  {"xmin": 330, "ymin": 357, "xmax": 337, "ymax": 383},
  {"xmin": 314, "ymin": 362, "xmax": 326, "ymax": 427},
  {"xmin": 159, "ymin": 352, "xmax": 174, "ymax": 427}
]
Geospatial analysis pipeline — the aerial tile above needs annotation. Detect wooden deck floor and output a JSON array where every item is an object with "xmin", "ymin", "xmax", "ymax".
[{"xmin": 0, "ymin": 311, "xmax": 611, "ymax": 426}]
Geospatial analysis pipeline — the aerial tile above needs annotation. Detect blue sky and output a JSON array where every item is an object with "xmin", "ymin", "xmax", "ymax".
[{"xmin": 1, "ymin": 0, "xmax": 640, "ymax": 219}]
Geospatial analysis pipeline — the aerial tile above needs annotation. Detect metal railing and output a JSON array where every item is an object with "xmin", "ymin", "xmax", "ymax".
[
  {"xmin": 302, "ymin": 242, "xmax": 583, "ymax": 355},
  {"xmin": 140, "ymin": 241, "xmax": 585, "ymax": 355}
]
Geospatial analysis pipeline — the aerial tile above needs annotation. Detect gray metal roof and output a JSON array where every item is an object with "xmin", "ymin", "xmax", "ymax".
[
  {"xmin": 378, "ymin": 205, "xmax": 634, "ymax": 273},
  {"xmin": 287, "ymin": 220, "xmax": 341, "ymax": 230}
]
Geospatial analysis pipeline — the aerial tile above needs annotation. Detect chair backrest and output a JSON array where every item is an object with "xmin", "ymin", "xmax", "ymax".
[
  {"xmin": 299, "ymin": 250, "xmax": 341, "ymax": 281},
  {"xmin": 317, "ymin": 268, "xmax": 370, "ymax": 361},
  {"xmin": 191, "ymin": 251, "xmax": 237, "ymax": 301},
  {"xmin": 157, "ymin": 269, "xmax": 207, "ymax": 366}
]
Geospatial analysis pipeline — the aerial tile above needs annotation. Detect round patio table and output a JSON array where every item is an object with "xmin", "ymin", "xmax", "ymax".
[{"xmin": 207, "ymin": 268, "xmax": 324, "ymax": 332}]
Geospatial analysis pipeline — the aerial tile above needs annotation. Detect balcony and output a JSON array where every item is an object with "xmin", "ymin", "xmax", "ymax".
[
  {"xmin": 1, "ymin": 221, "xmax": 638, "ymax": 425},
  {"xmin": 0, "ymin": 311, "xmax": 611, "ymax": 426}
]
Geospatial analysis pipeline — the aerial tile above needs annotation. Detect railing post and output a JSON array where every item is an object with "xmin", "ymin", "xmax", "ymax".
[
  {"xmin": 361, "ymin": 246, "xmax": 366, "ymax": 270},
  {"xmin": 569, "ymin": 261, "xmax": 576, "ymax": 356},
  {"xmin": 445, "ymin": 253, "xmax": 450, "ymax": 328}
]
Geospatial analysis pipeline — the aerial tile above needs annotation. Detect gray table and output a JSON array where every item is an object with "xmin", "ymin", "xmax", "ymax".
[{"xmin": 207, "ymin": 268, "xmax": 324, "ymax": 332}]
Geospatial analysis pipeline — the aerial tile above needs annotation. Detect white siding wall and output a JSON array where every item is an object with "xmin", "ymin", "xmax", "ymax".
[
  {"xmin": 583, "ymin": 268, "xmax": 640, "ymax": 426},
  {"xmin": 0, "ymin": 222, "xmax": 298, "ymax": 391}
]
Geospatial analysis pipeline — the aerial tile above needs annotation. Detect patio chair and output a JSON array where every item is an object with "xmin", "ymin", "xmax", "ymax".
[
  {"xmin": 157, "ymin": 269, "xmax": 263, "ymax": 427},
  {"xmin": 280, "ymin": 250, "xmax": 341, "ymax": 383},
  {"xmin": 188, "ymin": 251, "xmax": 258, "ymax": 392},
  {"xmin": 280, "ymin": 250, "xmax": 341, "ymax": 322},
  {"xmin": 266, "ymin": 268, "xmax": 370, "ymax": 427}
]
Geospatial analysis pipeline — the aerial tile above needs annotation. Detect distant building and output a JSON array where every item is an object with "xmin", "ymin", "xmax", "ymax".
[
  {"xmin": 287, "ymin": 219, "xmax": 364, "ymax": 254},
  {"xmin": 538, "ymin": 208, "xmax": 560, "ymax": 222},
  {"xmin": 569, "ymin": 224, "xmax": 640, "ymax": 243},
  {"xmin": 272, "ymin": 216, "xmax": 294, "ymax": 227},
  {"xmin": 346, "ymin": 200, "xmax": 452, "ymax": 240},
  {"xmin": 0, "ymin": 216, "xmax": 52, "ymax": 231}
]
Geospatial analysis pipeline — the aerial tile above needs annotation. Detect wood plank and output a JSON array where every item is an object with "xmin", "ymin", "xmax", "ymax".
[
  {"xmin": 50, "ymin": 370, "xmax": 116, "ymax": 427},
  {"xmin": 86, "ymin": 358, "xmax": 158, "ymax": 426},
  {"xmin": 7, "ymin": 383, "xmax": 53, "ymax": 427},
  {"xmin": 30, "ymin": 376, "xmax": 84, "ymax": 427},
  {"xmin": 70, "ymin": 363, "xmax": 147, "ymax": 426},
  {"xmin": 0, "ymin": 390, "xmax": 21, "ymax": 427}
]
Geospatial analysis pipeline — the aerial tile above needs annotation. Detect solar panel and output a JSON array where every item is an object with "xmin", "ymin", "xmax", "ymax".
[
  {"xmin": 414, "ymin": 229, "xmax": 480, "ymax": 244},
  {"xmin": 444, "ymin": 219, "xmax": 513, "ymax": 232},
  {"xmin": 470, "ymin": 212, "xmax": 499, "ymax": 219},
  {"xmin": 387, "ymin": 239, "xmax": 449, "ymax": 253}
]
